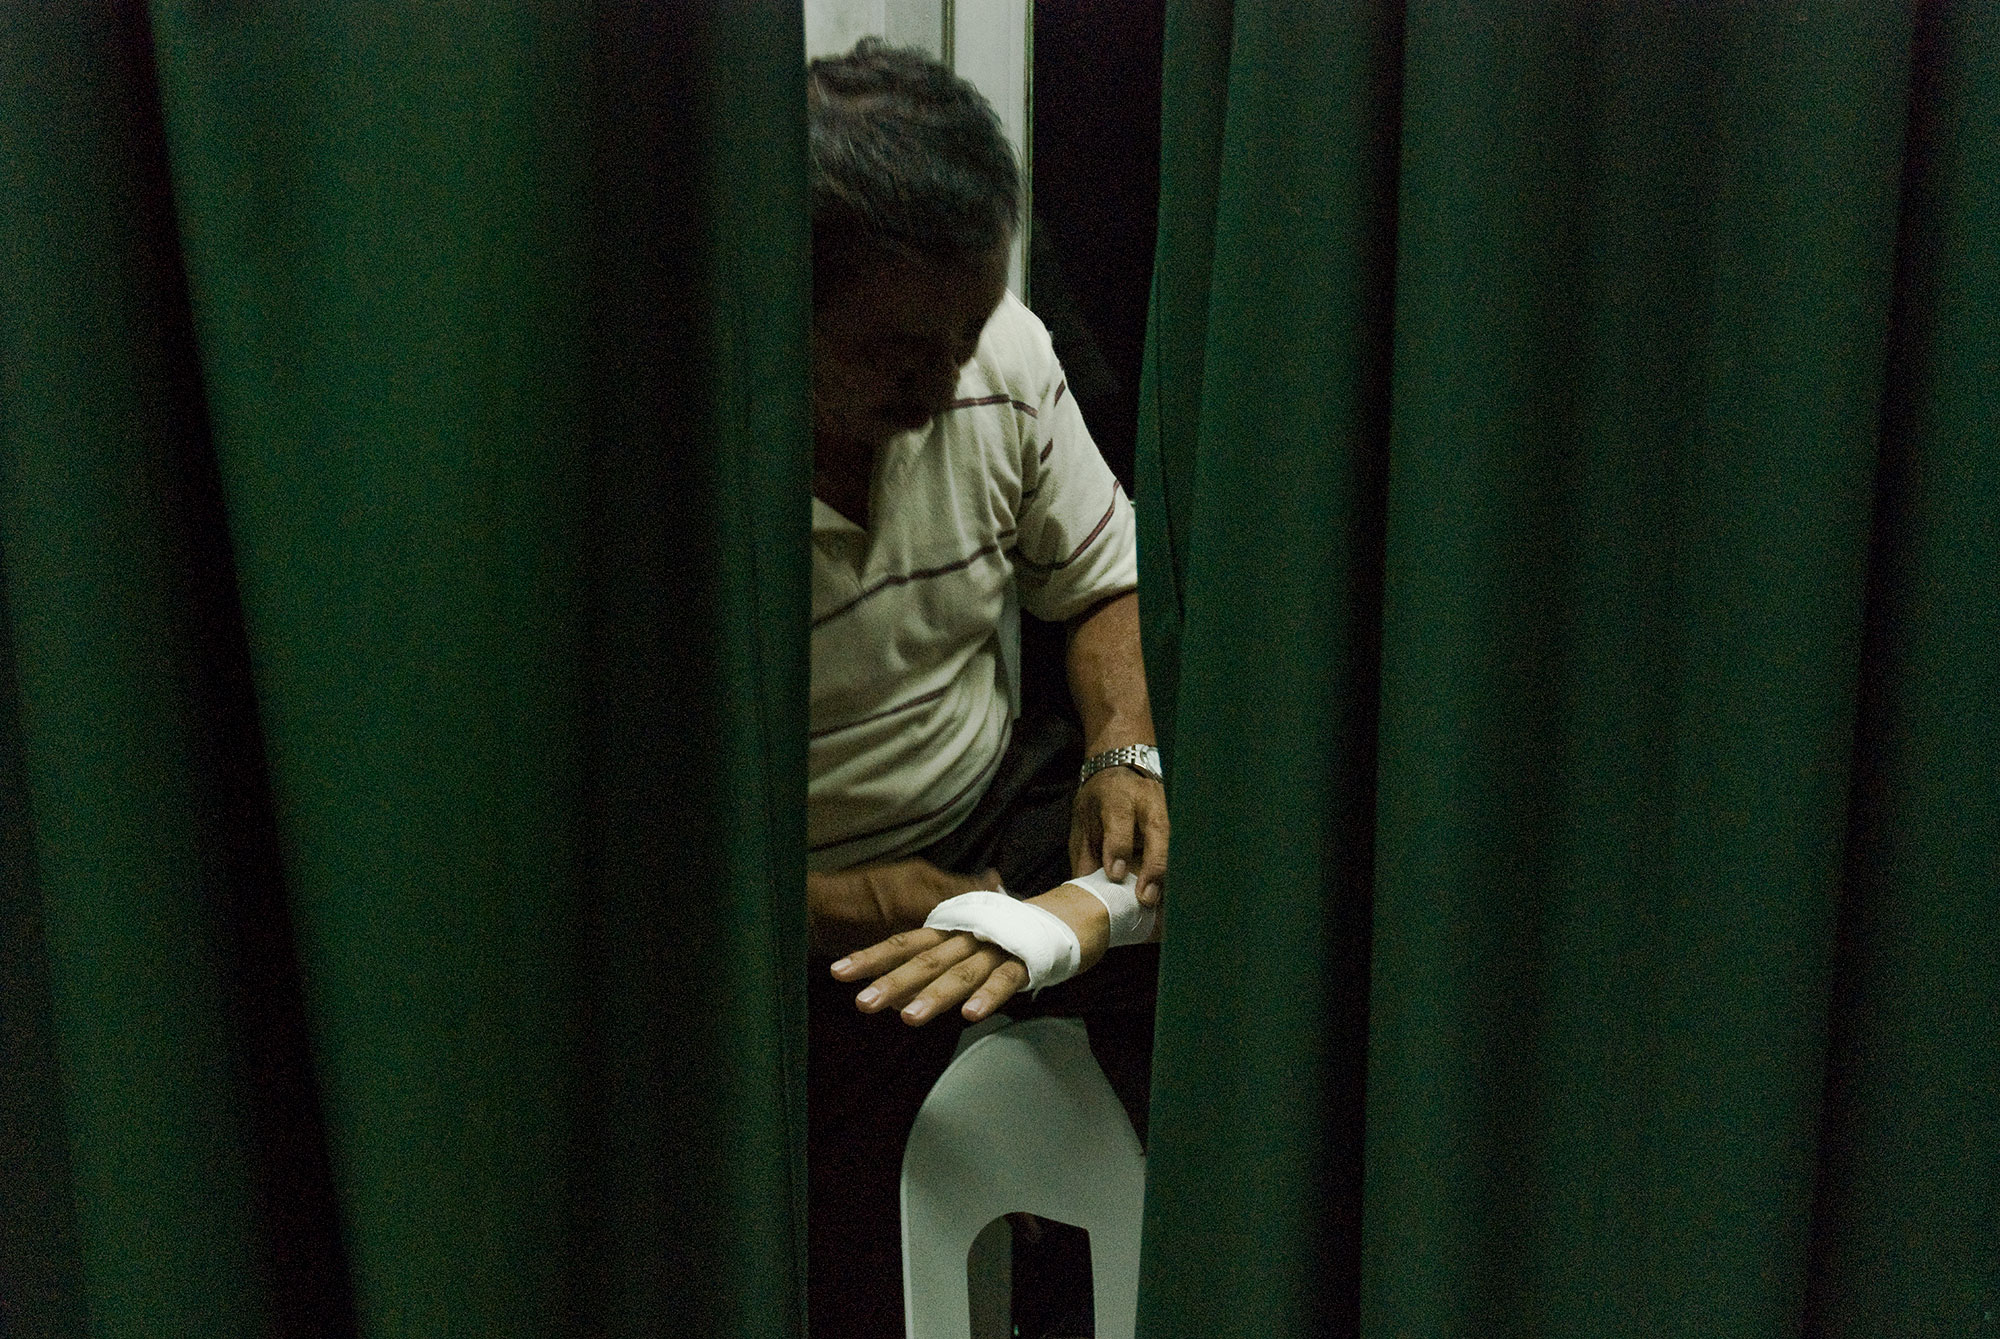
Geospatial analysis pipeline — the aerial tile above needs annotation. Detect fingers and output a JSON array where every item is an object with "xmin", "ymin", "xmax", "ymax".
[
  {"xmin": 834, "ymin": 924, "xmax": 1033, "ymax": 1028},
  {"xmin": 1069, "ymin": 803, "xmax": 1101, "ymax": 880},
  {"xmin": 905, "ymin": 946, "xmax": 1019, "ymax": 1025},
  {"xmin": 962, "ymin": 957, "xmax": 1030, "ymax": 1022},
  {"xmin": 1098, "ymin": 789, "xmax": 1138, "ymax": 884},
  {"xmin": 881, "ymin": 941, "xmax": 1021, "ymax": 1026},
  {"xmin": 1135, "ymin": 796, "xmax": 1170, "ymax": 907},
  {"xmin": 829, "ymin": 927, "xmax": 949, "ymax": 984},
  {"xmin": 847, "ymin": 932, "xmax": 981, "ymax": 1015}
]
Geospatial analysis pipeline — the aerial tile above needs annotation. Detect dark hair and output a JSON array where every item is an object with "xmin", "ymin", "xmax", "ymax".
[{"xmin": 807, "ymin": 37, "xmax": 1020, "ymax": 302}]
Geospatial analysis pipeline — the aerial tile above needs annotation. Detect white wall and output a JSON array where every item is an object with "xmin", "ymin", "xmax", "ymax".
[
  {"xmin": 805, "ymin": 0, "xmax": 948, "ymax": 61},
  {"xmin": 803, "ymin": 0, "xmax": 1032, "ymax": 298}
]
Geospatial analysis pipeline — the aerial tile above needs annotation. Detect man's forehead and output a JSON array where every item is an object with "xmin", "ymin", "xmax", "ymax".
[{"xmin": 829, "ymin": 248, "xmax": 1008, "ymax": 329}]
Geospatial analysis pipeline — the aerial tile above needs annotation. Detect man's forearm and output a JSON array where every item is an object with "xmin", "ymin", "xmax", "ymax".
[
  {"xmin": 807, "ymin": 859, "xmax": 998, "ymax": 957},
  {"xmin": 807, "ymin": 868, "xmax": 888, "ymax": 957},
  {"xmin": 1066, "ymin": 591, "xmax": 1156, "ymax": 755}
]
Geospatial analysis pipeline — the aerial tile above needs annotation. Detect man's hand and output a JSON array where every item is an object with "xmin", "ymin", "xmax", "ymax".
[
  {"xmin": 830, "ymin": 881, "xmax": 1113, "ymax": 1026},
  {"xmin": 1071, "ymin": 766, "xmax": 1168, "ymax": 907},
  {"xmin": 807, "ymin": 858, "xmax": 1001, "ymax": 958}
]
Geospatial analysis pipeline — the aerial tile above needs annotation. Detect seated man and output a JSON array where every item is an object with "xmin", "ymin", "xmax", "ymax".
[{"xmin": 801, "ymin": 38, "xmax": 1168, "ymax": 1339}]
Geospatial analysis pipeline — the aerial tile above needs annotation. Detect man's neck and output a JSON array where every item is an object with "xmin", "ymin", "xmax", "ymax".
[{"xmin": 813, "ymin": 434, "xmax": 879, "ymax": 527}]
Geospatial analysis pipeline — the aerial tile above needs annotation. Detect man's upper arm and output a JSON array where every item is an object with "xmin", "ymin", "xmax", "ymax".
[{"xmin": 1012, "ymin": 332, "xmax": 1138, "ymax": 623}]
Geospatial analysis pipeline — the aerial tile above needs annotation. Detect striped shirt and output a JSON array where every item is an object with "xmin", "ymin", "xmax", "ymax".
[{"xmin": 808, "ymin": 292, "xmax": 1137, "ymax": 871}]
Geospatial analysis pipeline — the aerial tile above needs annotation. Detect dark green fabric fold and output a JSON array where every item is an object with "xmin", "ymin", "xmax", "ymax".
[
  {"xmin": 1, "ymin": 6, "xmax": 275, "ymax": 1331},
  {"xmin": 1807, "ymin": 4, "xmax": 2000, "ymax": 1331},
  {"xmin": 1135, "ymin": 0, "xmax": 1236, "ymax": 765},
  {"xmin": 1138, "ymin": 3, "xmax": 1995, "ymax": 1336},
  {"xmin": 0, "ymin": 502, "xmax": 87, "ymax": 1338},
  {"xmin": 1135, "ymin": 3, "xmax": 1400, "ymax": 1336},
  {"xmin": 149, "ymin": 8, "xmax": 595, "ymax": 1327},
  {"xmin": 2, "ymin": 4, "xmax": 811, "ymax": 1334}
]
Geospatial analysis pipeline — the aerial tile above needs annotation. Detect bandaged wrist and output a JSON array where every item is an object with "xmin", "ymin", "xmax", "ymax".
[
  {"xmin": 1063, "ymin": 868, "xmax": 1159, "ymax": 948},
  {"xmin": 924, "ymin": 890, "xmax": 1084, "ymax": 992}
]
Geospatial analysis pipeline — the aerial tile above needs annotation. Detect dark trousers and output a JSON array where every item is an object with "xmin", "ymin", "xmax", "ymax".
[{"xmin": 807, "ymin": 707, "xmax": 1160, "ymax": 1339}]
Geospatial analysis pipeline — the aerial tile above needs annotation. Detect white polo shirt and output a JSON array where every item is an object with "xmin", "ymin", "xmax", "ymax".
[{"xmin": 808, "ymin": 292, "xmax": 1137, "ymax": 871}]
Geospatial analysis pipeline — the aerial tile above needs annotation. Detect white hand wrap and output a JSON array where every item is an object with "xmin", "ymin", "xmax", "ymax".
[
  {"xmin": 1064, "ymin": 867, "xmax": 1159, "ymax": 947},
  {"xmin": 924, "ymin": 890, "xmax": 1083, "ymax": 992}
]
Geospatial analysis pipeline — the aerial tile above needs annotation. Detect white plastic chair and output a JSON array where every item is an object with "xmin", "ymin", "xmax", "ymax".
[{"xmin": 900, "ymin": 1016, "xmax": 1147, "ymax": 1339}]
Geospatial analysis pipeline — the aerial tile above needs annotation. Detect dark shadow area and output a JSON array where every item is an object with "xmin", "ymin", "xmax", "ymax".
[
  {"xmin": 1805, "ymin": 7, "xmax": 1962, "ymax": 1333},
  {"xmin": 1020, "ymin": 0, "xmax": 1167, "ymax": 734},
  {"xmin": 1012, "ymin": 12, "xmax": 1166, "ymax": 1337},
  {"xmin": 1030, "ymin": 0, "xmax": 1165, "ymax": 496},
  {"xmin": 0, "ymin": 550, "xmax": 88, "ymax": 1336},
  {"xmin": 1012, "ymin": 1213, "xmax": 1097, "ymax": 1339},
  {"xmin": 128, "ymin": 5, "xmax": 360, "ymax": 1332}
]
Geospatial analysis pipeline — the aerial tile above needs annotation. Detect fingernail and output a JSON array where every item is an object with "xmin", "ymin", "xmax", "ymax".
[
  {"xmin": 964, "ymin": 1001, "xmax": 986, "ymax": 1021},
  {"xmin": 857, "ymin": 986, "xmax": 880, "ymax": 1006},
  {"xmin": 1111, "ymin": 859, "xmax": 1127, "ymax": 881},
  {"xmin": 1140, "ymin": 884, "xmax": 1155, "ymax": 905},
  {"xmin": 830, "ymin": 957, "xmax": 853, "ymax": 975},
  {"xmin": 903, "ymin": 1000, "xmax": 930, "ymax": 1021}
]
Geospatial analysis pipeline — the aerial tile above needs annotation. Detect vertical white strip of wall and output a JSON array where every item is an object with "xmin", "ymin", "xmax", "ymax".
[
  {"xmin": 805, "ymin": 0, "xmax": 947, "ymax": 62},
  {"xmin": 884, "ymin": 0, "xmax": 948, "ymax": 58},
  {"xmin": 948, "ymin": 0, "xmax": 1033, "ymax": 300},
  {"xmin": 803, "ymin": 0, "xmax": 887, "ymax": 59}
]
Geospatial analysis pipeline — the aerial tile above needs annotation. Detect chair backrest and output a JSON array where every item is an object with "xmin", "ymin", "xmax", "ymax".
[{"xmin": 901, "ymin": 1017, "xmax": 1146, "ymax": 1339}]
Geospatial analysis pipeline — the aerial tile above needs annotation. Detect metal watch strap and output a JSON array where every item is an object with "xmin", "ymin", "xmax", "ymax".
[{"xmin": 1078, "ymin": 743, "xmax": 1164, "ymax": 787}]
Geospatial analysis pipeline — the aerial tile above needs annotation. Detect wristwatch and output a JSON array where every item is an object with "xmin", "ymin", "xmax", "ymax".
[{"xmin": 1078, "ymin": 743, "xmax": 1164, "ymax": 787}]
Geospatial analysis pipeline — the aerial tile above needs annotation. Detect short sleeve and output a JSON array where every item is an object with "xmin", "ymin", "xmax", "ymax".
[{"xmin": 1012, "ymin": 348, "xmax": 1139, "ymax": 622}]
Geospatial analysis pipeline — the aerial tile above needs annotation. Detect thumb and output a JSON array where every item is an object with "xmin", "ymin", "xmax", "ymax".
[{"xmin": 978, "ymin": 867, "xmax": 1005, "ymax": 894}]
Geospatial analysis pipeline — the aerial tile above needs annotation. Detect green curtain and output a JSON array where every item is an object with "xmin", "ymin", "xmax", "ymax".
[
  {"xmin": 0, "ymin": 3, "xmax": 809, "ymax": 1335},
  {"xmin": 1138, "ymin": 3, "xmax": 1997, "ymax": 1337}
]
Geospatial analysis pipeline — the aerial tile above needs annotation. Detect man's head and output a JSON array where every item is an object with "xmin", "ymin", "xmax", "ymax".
[{"xmin": 808, "ymin": 39, "xmax": 1020, "ymax": 452}]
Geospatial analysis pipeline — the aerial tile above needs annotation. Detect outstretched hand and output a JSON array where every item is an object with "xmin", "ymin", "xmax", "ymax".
[{"xmin": 829, "ymin": 881, "xmax": 1112, "ymax": 1026}]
